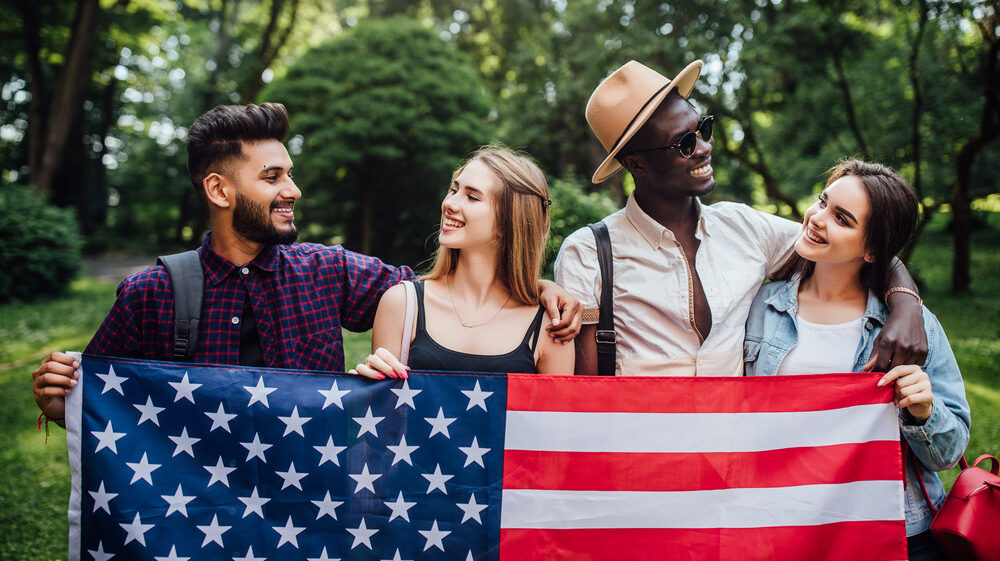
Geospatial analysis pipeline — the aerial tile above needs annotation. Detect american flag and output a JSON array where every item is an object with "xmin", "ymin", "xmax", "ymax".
[{"xmin": 66, "ymin": 355, "xmax": 907, "ymax": 560}]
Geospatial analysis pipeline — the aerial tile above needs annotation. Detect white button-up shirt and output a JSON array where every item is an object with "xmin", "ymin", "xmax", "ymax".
[{"xmin": 554, "ymin": 195, "xmax": 799, "ymax": 377}]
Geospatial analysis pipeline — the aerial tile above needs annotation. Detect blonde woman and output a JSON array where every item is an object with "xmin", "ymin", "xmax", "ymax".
[{"xmin": 351, "ymin": 146, "xmax": 574, "ymax": 376}]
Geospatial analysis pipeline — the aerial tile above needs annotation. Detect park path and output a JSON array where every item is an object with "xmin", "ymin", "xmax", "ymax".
[{"xmin": 84, "ymin": 254, "xmax": 157, "ymax": 284}]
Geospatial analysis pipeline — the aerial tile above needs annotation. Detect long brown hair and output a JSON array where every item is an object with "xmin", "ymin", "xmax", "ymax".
[
  {"xmin": 424, "ymin": 144, "xmax": 551, "ymax": 306},
  {"xmin": 774, "ymin": 159, "xmax": 919, "ymax": 297}
]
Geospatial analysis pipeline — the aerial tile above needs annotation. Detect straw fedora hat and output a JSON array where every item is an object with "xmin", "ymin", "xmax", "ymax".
[{"xmin": 586, "ymin": 60, "xmax": 703, "ymax": 183}]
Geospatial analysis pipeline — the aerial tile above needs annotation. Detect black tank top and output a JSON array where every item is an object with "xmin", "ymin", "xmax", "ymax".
[{"xmin": 406, "ymin": 281, "xmax": 545, "ymax": 373}]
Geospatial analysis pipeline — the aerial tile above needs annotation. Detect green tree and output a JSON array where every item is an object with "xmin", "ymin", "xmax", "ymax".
[{"xmin": 262, "ymin": 16, "xmax": 494, "ymax": 266}]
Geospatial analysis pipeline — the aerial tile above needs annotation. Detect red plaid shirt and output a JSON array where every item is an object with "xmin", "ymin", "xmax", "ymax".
[{"xmin": 86, "ymin": 235, "xmax": 414, "ymax": 371}]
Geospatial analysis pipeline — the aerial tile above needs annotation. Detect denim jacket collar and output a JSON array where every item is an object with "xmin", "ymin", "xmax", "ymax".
[{"xmin": 765, "ymin": 273, "xmax": 888, "ymax": 327}]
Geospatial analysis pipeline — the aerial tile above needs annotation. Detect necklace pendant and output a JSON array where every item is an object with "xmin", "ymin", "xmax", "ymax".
[{"xmin": 461, "ymin": 321, "xmax": 476, "ymax": 328}]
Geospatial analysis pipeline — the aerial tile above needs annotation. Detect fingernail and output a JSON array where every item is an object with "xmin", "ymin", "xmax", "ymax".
[
  {"xmin": 378, "ymin": 374, "xmax": 386, "ymax": 380},
  {"xmin": 877, "ymin": 378, "xmax": 886, "ymax": 387},
  {"xmin": 401, "ymin": 372, "xmax": 408, "ymax": 379},
  {"xmin": 70, "ymin": 379, "xmax": 77, "ymax": 386}
]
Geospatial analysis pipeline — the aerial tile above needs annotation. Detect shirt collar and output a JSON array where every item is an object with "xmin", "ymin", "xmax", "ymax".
[
  {"xmin": 624, "ymin": 194, "xmax": 707, "ymax": 249},
  {"xmin": 199, "ymin": 231, "xmax": 281, "ymax": 286}
]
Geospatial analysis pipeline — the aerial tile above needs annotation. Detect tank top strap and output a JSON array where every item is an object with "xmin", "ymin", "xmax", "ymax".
[
  {"xmin": 413, "ymin": 280, "xmax": 428, "ymax": 332},
  {"xmin": 523, "ymin": 306, "xmax": 547, "ymax": 353}
]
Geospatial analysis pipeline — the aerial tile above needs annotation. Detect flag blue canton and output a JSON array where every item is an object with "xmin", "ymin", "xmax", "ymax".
[{"xmin": 73, "ymin": 355, "xmax": 507, "ymax": 561}]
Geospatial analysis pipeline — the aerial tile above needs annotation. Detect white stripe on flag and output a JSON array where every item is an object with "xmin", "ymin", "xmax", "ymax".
[
  {"xmin": 500, "ymin": 481, "xmax": 904, "ymax": 529},
  {"xmin": 504, "ymin": 404, "xmax": 898, "ymax": 453}
]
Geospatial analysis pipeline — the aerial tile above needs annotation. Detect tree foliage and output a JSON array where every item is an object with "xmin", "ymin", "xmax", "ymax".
[{"xmin": 262, "ymin": 16, "xmax": 494, "ymax": 266}]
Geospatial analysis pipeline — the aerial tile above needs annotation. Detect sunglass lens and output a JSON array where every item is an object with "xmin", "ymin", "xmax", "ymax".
[
  {"xmin": 701, "ymin": 117, "xmax": 714, "ymax": 142},
  {"xmin": 679, "ymin": 132, "xmax": 698, "ymax": 158}
]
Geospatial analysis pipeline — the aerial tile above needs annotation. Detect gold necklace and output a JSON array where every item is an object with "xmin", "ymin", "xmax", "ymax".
[{"xmin": 446, "ymin": 278, "xmax": 511, "ymax": 328}]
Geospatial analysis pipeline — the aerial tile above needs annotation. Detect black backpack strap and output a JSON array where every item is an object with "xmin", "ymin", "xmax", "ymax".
[
  {"xmin": 156, "ymin": 251, "xmax": 203, "ymax": 361},
  {"xmin": 587, "ymin": 222, "xmax": 616, "ymax": 376}
]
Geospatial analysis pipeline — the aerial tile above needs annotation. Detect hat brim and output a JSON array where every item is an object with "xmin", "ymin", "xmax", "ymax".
[{"xmin": 591, "ymin": 60, "xmax": 704, "ymax": 184}]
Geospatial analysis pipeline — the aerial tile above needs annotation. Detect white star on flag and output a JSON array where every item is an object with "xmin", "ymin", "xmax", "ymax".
[
  {"xmin": 422, "ymin": 464, "xmax": 453, "ymax": 494},
  {"xmin": 387, "ymin": 434, "xmax": 418, "ymax": 466},
  {"xmin": 418, "ymin": 519, "xmax": 451, "ymax": 552},
  {"xmin": 381, "ymin": 549, "xmax": 412, "ymax": 561},
  {"xmin": 87, "ymin": 541, "xmax": 114, "ymax": 561},
  {"xmin": 133, "ymin": 396, "xmax": 165, "ymax": 426},
  {"xmin": 232, "ymin": 546, "xmax": 266, "ymax": 561},
  {"xmin": 126, "ymin": 452, "xmax": 162, "ymax": 485},
  {"xmin": 313, "ymin": 435, "xmax": 346, "ymax": 466},
  {"xmin": 243, "ymin": 376, "xmax": 277, "ymax": 408},
  {"xmin": 307, "ymin": 546, "xmax": 340, "ymax": 561},
  {"xmin": 277, "ymin": 405, "xmax": 311, "ymax": 436},
  {"xmin": 276, "ymin": 462, "xmax": 308, "ymax": 490},
  {"xmin": 120, "ymin": 512, "xmax": 154, "ymax": 546},
  {"xmin": 168, "ymin": 372, "xmax": 201, "ymax": 403},
  {"xmin": 205, "ymin": 403, "xmax": 237, "ymax": 433},
  {"xmin": 459, "ymin": 436, "xmax": 490, "ymax": 468},
  {"xmin": 203, "ymin": 457, "xmax": 236, "ymax": 488},
  {"xmin": 239, "ymin": 433, "xmax": 273, "ymax": 462},
  {"xmin": 153, "ymin": 545, "xmax": 190, "ymax": 561},
  {"xmin": 92, "ymin": 420, "xmax": 126, "ymax": 454},
  {"xmin": 390, "ymin": 378, "xmax": 421, "ymax": 409},
  {"xmin": 273, "ymin": 516, "xmax": 305, "ymax": 548},
  {"xmin": 161, "ymin": 484, "xmax": 195, "ymax": 517},
  {"xmin": 197, "ymin": 514, "xmax": 231, "ymax": 547},
  {"xmin": 347, "ymin": 517, "xmax": 377, "ymax": 550},
  {"xmin": 311, "ymin": 491, "xmax": 343, "ymax": 520},
  {"xmin": 384, "ymin": 491, "xmax": 416, "ymax": 522},
  {"xmin": 96, "ymin": 365, "xmax": 127, "ymax": 395},
  {"xmin": 167, "ymin": 427, "xmax": 200, "ymax": 457},
  {"xmin": 237, "ymin": 487, "xmax": 270, "ymax": 519},
  {"xmin": 317, "ymin": 380, "xmax": 350, "ymax": 409},
  {"xmin": 461, "ymin": 381, "xmax": 492, "ymax": 411},
  {"xmin": 89, "ymin": 481, "xmax": 116, "ymax": 514},
  {"xmin": 458, "ymin": 494, "xmax": 488, "ymax": 524},
  {"xmin": 352, "ymin": 406, "xmax": 384, "ymax": 437},
  {"xmin": 425, "ymin": 407, "xmax": 456, "ymax": 438},
  {"xmin": 349, "ymin": 463, "xmax": 381, "ymax": 494}
]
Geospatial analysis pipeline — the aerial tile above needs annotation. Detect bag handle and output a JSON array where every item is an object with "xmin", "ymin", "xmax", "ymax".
[
  {"xmin": 972, "ymin": 454, "xmax": 999, "ymax": 476},
  {"xmin": 399, "ymin": 281, "xmax": 416, "ymax": 366}
]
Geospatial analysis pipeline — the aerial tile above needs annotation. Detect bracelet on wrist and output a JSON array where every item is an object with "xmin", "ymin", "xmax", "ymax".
[{"xmin": 885, "ymin": 286, "xmax": 922, "ymax": 309}]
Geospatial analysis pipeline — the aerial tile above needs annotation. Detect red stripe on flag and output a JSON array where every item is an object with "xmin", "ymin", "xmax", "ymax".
[
  {"xmin": 503, "ymin": 441, "xmax": 902, "ymax": 491},
  {"xmin": 499, "ymin": 521, "xmax": 907, "ymax": 561},
  {"xmin": 507, "ymin": 372, "xmax": 892, "ymax": 413}
]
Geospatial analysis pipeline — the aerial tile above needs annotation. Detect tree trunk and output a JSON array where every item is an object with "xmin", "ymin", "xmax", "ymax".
[
  {"xmin": 18, "ymin": 0, "xmax": 47, "ymax": 186},
  {"xmin": 242, "ymin": 0, "xmax": 300, "ymax": 103},
  {"xmin": 31, "ymin": 0, "xmax": 101, "ymax": 195},
  {"xmin": 831, "ymin": 52, "xmax": 870, "ymax": 160},
  {"xmin": 951, "ymin": 10, "xmax": 999, "ymax": 293}
]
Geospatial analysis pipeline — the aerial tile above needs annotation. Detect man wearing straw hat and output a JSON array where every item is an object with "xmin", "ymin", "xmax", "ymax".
[{"xmin": 554, "ymin": 59, "xmax": 927, "ymax": 377}]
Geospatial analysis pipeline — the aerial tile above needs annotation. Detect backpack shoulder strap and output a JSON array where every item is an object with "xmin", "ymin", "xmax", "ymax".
[
  {"xmin": 156, "ymin": 251, "xmax": 203, "ymax": 361},
  {"xmin": 587, "ymin": 222, "xmax": 616, "ymax": 376}
]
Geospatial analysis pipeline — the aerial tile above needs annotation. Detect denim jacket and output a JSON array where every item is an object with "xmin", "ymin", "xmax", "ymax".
[{"xmin": 744, "ymin": 275, "xmax": 971, "ymax": 536}]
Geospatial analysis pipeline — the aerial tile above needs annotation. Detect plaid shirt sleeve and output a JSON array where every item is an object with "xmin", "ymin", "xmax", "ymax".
[
  {"xmin": 331, "ymin": 246, "xmax": 415, "ymax": 333},
  {"xmin": 85, "ymin": 268, "xmax": 173, "ymax": 359}
]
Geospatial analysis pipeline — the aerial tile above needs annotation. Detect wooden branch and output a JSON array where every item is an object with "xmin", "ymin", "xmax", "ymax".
[{"xmin": 831, "ymin": 51, "xmax": 870, "ymax": 160}]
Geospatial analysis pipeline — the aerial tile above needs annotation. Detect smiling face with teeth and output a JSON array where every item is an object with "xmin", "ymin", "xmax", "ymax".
[
  {"xmin": 795, "ymin": 175, "xmax": 871, "ymax": 268},
  {"xmin": 439, "ymin": 159, "xmax": 501, "ymax": 252},
  {"xmin": 621, "ymin": 94, "xmax": 716, "ymax": 202},
  {"xmin": 225, "ymin": 140, "xmax": 301, "ymax": 246}
]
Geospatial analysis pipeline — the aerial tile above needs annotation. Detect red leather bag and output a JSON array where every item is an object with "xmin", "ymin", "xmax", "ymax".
[{"xmin": 915, "ymin": 452, "xmax": 1000, "ymax": 561}]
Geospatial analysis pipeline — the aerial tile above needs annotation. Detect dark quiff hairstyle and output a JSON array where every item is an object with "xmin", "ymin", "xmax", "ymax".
[
  {"xmin": 775, "ymin": 159, "xmax": 920, "ymax": 298},
  {"xmin": 186, "ymin": 102, "xmax": 290, "ymax": 204}
]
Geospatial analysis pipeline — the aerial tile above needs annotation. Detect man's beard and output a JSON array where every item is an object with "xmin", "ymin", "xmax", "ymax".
[{"xmin": 232, "ymin": 192, "xmax": 298, "ymax": 245}]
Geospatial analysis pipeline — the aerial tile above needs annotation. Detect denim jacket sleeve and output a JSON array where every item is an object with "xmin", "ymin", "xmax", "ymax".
[{"xmin": 899, "ymin": 308, "xmax": 971, "ymax": 472}]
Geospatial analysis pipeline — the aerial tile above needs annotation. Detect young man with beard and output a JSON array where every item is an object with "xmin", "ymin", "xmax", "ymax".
[
  {"xmin": 555, "ymin": 60, "xmax": 928, "ymax": 376},
  {"xmin": 33, "ymin": 103, "xmax": 580, "ymax": 426}
]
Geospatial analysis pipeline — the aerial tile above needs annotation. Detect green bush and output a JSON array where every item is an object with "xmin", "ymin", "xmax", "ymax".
[
  {"xmin": 0, "ymin": 185, "xmax": 83, "ymax": 302},
  {"xmin": 545, "ymin": 177, "xmax": 618, "ymax": 274}
]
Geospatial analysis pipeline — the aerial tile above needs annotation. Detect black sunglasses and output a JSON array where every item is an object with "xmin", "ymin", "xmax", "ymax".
[{"xmin": 629, "ymin": 115, "xmax": 714, "ymax": 159}]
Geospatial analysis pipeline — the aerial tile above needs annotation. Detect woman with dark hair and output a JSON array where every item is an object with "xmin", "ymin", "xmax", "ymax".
[
  {"xmin": 743, "ymin": 159, "xmax": 970, "ymax": 560},
  {"xmin": 350, "ymin": 145, "xmax": 574, "ymax": 376}
]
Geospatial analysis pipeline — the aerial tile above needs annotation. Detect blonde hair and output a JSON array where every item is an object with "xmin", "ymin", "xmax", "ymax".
[{"xmin": 424, "ymin": 144, "xmax": 551, "ymax": 306}]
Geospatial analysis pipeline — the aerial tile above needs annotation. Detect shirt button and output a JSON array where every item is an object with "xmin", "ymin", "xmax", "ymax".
[
  {"xmin": 232, "ymin": 316, "xmax": 240, "ymax": 325},
  {"xmin": 240, "ymin": 267, "xmax": 250, "ymax": 275}
]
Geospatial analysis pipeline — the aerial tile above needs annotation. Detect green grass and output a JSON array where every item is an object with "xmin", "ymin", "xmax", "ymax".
[{"xmin": 0, "ymin": 220, "xmax": 997, "ymax": 560}]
